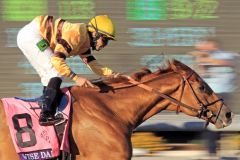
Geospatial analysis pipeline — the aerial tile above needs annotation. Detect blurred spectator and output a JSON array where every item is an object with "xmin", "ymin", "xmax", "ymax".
[
  {"xmin": 189, "ymin": 38, "xmax": 238, "ymax": 156},
  {"xmin": 189, "ymin": 38, "xmax": 238, "ymax": 103}
]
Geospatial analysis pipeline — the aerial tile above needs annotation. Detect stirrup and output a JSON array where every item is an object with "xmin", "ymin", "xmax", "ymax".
[{"xmin": 39, "ymin": 112, "xmax": 57, "ymax": 126}]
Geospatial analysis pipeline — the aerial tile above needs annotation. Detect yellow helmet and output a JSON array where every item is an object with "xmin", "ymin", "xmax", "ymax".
[{"xmin": 88, "ymin": 15, "xmax": 116, "ymax": 40}]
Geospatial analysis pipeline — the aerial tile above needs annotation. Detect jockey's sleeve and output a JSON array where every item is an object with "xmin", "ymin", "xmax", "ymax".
[
  {"xmin": 51, "ymin": 53, "xmax": 77, "ymax": 81},
  {"xmin": 51, "ymin": 34, "xmax": 77, "ymax": 80},
  {"xmin": 54, "ymin": 42, "xmax": 71, "ymax": 58},
  {"xmin": 79, "ymin": 52, "xmax": 113, "ymax": 76}
]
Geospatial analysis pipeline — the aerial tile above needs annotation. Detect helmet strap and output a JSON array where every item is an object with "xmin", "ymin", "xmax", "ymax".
[
  {"xmin": 88, "ymin": 18, "xmax": 102, "ymax": 50},
  {"xmin": 88, "ymin": 31, "xmax": 100, "ymax": 50},
  {"xmin": 92, "ymin": 34, "xmax": 100, "ymax": 50}
]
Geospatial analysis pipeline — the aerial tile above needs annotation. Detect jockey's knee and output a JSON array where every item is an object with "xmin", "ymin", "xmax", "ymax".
[{"xmin": 47, "ymin": 77, "xmax": 62, "ymax": 89}]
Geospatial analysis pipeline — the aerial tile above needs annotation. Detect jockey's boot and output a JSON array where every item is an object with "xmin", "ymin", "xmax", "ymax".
[
  {"xmin": 39, "ymin": 77, "xmax": 62, "ymax": 126},
  {"xmin": 39, "ymin": 88, "xmax": 57, "ymax": 126}
]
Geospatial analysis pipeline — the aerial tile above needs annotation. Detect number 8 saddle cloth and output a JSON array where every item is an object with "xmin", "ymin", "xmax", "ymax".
[{"xmin": 1, "ymin": 88, "xmax": 71, "ymax": 160}]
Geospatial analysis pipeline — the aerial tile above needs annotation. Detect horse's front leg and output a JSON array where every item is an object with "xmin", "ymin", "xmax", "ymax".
[
  {"xmin": 72, "ymin": 127, "xmax": 132, "ymax": 160},
  {"xmin": 74, "ymin": 146, "xmax": 132, "ymax": 160}
]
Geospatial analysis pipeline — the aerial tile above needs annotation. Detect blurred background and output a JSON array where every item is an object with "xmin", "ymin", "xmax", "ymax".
[{"xmin": 0, "ymin": 0, "xmax": 239, "ymax": 159}]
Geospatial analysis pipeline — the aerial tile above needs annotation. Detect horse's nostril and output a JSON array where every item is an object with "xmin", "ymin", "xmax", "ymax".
[{"xmin": 225, "ymin": 112, "xmax": 232, "ymax": 119}]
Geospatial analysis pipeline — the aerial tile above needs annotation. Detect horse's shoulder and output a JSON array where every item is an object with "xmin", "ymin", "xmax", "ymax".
[
  {"xmin": 69, "ymin": 86, "xmax": 100, "ymax": 101},
  {"xmin": 69, "ymin": 86, "xmax": 79, "ymax": 93}
]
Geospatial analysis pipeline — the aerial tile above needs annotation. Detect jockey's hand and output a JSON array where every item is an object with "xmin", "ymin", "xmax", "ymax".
[
  {"xmin": 75, "ymin": 76, "xmax": 95, "ymax": 88},
  {"xmin": 106, "ymin": 72, "xmax": 122, "ymax": 79},
  {"xmin": 106, "ymin": 73, "xmax": 130, "ymax": 82},
  {"xmin": 112, "ymin": 73, "xmax": 131, "ymax": 79},
  {"xmin": 111, "ymin": 72, "xmax": 122, "ymax": 78}
]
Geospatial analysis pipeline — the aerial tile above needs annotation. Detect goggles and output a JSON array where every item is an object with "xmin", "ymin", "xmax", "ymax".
[{"xmin": 101, "ymin": 35, "xmax": 110, "ymax": 46}]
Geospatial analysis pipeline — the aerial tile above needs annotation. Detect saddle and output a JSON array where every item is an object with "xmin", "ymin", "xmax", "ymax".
[{"xmin": 1, "ymin": 88, "xmax": 71, "ymax": 160}]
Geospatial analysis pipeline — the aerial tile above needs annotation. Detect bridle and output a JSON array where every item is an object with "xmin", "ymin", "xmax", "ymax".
[
  {"xmin": 124, "ymin": 71, "xmax": 224, "ymax": 128},
  {"xmin": 175, "ymin": 71, "xmax": 224, "ymax": 127}
]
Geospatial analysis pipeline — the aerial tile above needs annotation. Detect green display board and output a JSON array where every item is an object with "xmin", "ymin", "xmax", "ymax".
[
  {"xmin": 127, "ymin": 0, "xmax": 167, "ymax": 20},
  {"xmin": 127, "ymin": 0, "xmax": 219, "ymax": 20},
  {"xmin": 58, "ymin": 0, "xmax": 95, "ymax": 20},
  {"xmin": 2, "ymin": 0, "xmax": 47, "ymax": 21},
  {"xmin": 169, "ymin": 0, "xmax": 219, "ymax": 19}
]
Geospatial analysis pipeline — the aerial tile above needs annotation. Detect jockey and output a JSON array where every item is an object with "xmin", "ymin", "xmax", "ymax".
[{"xmin": 17, "ymin": 15, "xmax": 118, "ymax": 126}]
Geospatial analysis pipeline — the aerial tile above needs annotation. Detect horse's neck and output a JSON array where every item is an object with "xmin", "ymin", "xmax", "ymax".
[
  {"xmin": 131, "ymin": 73, "xmax": 181, "ymax": 127},
  {"xmin": 114, "ymin": 73, "xmax": 182, "ymax": 129},
  {"xmin": 70, "ymin": 73, "xmax": 181, "ymax": 131}
]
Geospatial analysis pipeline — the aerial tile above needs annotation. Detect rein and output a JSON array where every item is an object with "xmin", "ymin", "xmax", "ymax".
[
  {"xmin": 126, "ymin": 77, "xmax": 200, "ymax": 113},
  {"xmin": 118, "ymin": 72, "xmax": 223, "ymax": 128}
]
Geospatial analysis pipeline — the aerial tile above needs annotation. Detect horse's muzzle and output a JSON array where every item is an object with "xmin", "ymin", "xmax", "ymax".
[{"xmin": 214, "ymin": 110, "xmax": 233, "ymax": 129}]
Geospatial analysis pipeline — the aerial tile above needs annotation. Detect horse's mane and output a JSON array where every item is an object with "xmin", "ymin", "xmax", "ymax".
[
  {"xmin": 71, "ymin": 59, "xmax": 194, "ymax": 93},
  {"xmin": 131, "ymin": 62, "xmax": 173, "ymax": 81},
  {"xmin": 103, "ymin": 59, "xmax": 192, "ymax": 85}
]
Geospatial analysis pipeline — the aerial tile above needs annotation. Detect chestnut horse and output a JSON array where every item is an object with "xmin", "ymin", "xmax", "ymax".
[{"xmin": 0, "ymin": 60, "xmax": 232, "ymax": 160}]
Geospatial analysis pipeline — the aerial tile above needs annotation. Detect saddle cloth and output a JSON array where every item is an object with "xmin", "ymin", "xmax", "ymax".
[{"xmin": 1, "ymin": 88, "xmax": 71, "ymax": 160}]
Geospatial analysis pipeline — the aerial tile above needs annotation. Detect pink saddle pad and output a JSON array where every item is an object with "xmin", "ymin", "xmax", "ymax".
[{"xmin": 1, "ymin": 88, "xmax": 71, "ymax": 160}]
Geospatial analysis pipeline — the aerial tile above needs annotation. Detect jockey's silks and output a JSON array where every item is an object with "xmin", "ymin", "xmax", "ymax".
[
  {"xmin": 35, "ymin": 15, "xmax": 90, "ymax": 56},
  {"xmin": 34, "ymin": 15, "xmax": 113, "ymax": 77}
]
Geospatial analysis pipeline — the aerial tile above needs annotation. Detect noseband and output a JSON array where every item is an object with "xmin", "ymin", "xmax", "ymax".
[{"xmin": 126, "ymin": 71, "xmax": 224, "ymax": 128}]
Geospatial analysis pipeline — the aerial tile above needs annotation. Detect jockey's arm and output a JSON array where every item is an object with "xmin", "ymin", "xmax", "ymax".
[
  {"xmin": 51, "ymin": 51, "xmax": 78, "ymax": 81},
  {"xmin": 79, "ymin": 49, "xmax": 115, "ymax": 77},
  {"xmin": 50, "ymin": 41, "xmax": 80, "ymax": 81},
  {"xmin": 51, "ymin": 51, "xmax": 94, "ymax": 87}
]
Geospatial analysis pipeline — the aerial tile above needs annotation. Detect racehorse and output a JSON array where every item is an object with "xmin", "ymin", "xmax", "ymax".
[{"xmin": 0, "ymin": 59, "xmax": 232, "ymax": 160}]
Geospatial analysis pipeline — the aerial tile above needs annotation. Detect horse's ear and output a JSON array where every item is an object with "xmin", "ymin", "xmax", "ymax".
[{"xmin": 170, "ymin": 59, "xmax": 190, "ymax": 76}]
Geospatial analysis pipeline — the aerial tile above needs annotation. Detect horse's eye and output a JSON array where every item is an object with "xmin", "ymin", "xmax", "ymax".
[{"xmin": 199, "ymin": 85, "xmax": 205, "ymax": 91}]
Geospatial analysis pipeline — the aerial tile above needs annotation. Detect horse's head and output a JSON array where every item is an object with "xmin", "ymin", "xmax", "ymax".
[
  {"xmin": 169, "ymin": 60, "xmax": 232, "ymax": 129},
  {"xmin": 91, "ymin": 59, "xmax": 232, "ymax": 129}
]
